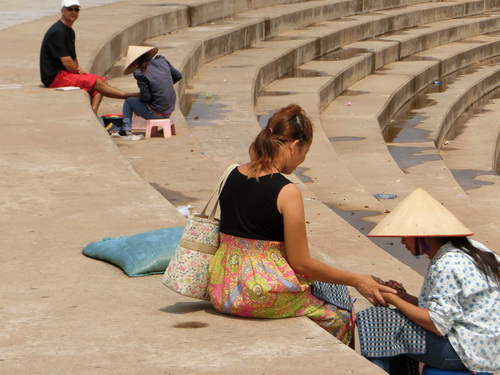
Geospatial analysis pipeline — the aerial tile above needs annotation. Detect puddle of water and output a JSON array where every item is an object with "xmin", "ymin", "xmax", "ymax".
[
  {"xmin": 180, "ymin": 93, "xmax": 229, "ymax": 126},
  {"xmin": 328, "ymin": 206, "xmax": 429, "ymax": 275},
  {"xmin": 317, "ymin": 47, "xmax": 371, "ymax": 61},
  {"xmin": 388, "ymin": 145, "xmax": 441, "ymax": 171},
  {"xmin": 383, "ymin": 85, "xmax": 446, "ymax": 144},
  {"xmin": 282, "ymin": 68, "xmax": 329, "ymax": 78},
  {"xmin": 384, "ymin": 108, "xmax": 430, "ymax": 143}
]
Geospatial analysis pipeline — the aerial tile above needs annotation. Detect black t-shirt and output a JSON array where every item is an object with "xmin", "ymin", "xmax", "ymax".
[
  {"xmin": 219, "ymin": 167, "xmax": 292, "ymax": 241},
  {"xmin": 39, "ymin": 20, "xmax": 76, "ymax": 86}
]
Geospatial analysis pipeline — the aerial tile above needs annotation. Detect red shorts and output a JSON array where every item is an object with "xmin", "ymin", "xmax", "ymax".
[{"xmin": 49, "ymin": 70, "xmax": 106, "ymax": 97}]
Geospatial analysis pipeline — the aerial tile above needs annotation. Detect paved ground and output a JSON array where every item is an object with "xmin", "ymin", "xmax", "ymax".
[
  {"xmin": 0, "ymin": 0, "xmax": 124, "ymax": 31},
  {"xmin": 1, "ymin": 0, "xmax": 497, "ymax": 373},
  {"xmin": 0, "ymin": 1, "xmax": 392, "ymax": 373}
]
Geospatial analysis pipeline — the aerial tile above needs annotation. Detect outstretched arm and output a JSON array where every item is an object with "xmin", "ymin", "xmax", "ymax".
[
  {"xmin": 384, "ymin": 279, "xmax": 419, "ymax": 306},
  {"xmin": 382, "ymin": 292, "xmax": 442, "ymax": 335},
  {"xmin": 279, "ymin": 183, "xmax": 397, "ymax": 306}
]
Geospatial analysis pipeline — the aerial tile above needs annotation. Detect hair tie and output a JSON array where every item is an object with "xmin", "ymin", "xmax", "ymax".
[{"xmin": 268, "ymin": 127, "xmax": 273, "ymax": 133}]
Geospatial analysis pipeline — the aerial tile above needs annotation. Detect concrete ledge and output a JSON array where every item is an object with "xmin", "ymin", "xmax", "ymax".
[
  {"xmin": 2, "ymin": 0, "xmax": 500, "ymax": 373},
  {"xmin": 429, "ymin": 66, "xmax": 500, "ymax": 148}
]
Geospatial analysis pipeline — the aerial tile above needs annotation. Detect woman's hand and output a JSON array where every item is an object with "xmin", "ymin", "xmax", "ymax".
[
  {"xmin": 385, "ymin": 279, "xmax": 407, "ymax": 298},
  {"xmin": 353, "ymin": 274, "xmax": 397, "ymax": 307}
]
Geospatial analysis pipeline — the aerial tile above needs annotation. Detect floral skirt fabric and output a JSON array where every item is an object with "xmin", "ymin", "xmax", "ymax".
[{"xmin": 207, "ymin": 233, "xmax": 355, "ymax": 345}]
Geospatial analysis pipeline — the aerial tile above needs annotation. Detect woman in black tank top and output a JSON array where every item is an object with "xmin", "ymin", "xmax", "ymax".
[{"xmin": 207, "ymin": 104, "xmax": 396, "ymax": 347}]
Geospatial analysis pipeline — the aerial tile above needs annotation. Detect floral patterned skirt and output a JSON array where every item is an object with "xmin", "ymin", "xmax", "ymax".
[{"xmin": 207, "ymin": 233, "xmax": 355, "ymax": 345}]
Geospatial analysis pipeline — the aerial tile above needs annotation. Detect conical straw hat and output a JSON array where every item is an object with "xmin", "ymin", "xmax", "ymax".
[
  {"xmin": 123, "ymin": 46, "xmax": 159, "ymax": 75},
  {"xmin": 368, "ymin": 188, "xmax": 473, "ymax": 237}
]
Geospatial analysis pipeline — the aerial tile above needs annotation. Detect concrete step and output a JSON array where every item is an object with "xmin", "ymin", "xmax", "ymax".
[
  {"xmin": 0, "ymin": 0, "xmax": 398, "ymax": 373},
  {"xmin": 440, "ymin": 97, "xmax": 500, "ymax": 204},
  {"xmin": 386, "ymin": 62, "xmax": 500, "ymax": 233},
  {"xmin": 102, "ymin": 0, "xmax": 500, "ymax": 267},
  {"xmin": 323, "ymin": 56, "xmax": 500, "ymax": 243}
]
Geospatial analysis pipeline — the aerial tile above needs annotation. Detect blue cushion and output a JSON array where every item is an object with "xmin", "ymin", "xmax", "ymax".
[{"xmin": 82, "ymin": 227, "xmax": 184, "ymax": 277}]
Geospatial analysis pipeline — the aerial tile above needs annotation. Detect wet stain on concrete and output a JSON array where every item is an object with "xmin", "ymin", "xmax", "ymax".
[
  {"xmin": 327, "ymin": 205, "xmax": 429, "ymax": 275},
  {"xmin": 329, "ymin": 136, "xmax": 366, "ymax": 142},
  {"xmin": 450, "ymin": 169, "xmax": 495, "ymax": 191},
  {"xmin": 150, "ymin": 183, "xmax": 196, "ymax": 205},
  {"xmin": 388, "ymin": 145, "xmax": 441, "ymax": 171},
  {"xmin": 173, "ymin": 321, "xmax": 208, "ymax": 329}
]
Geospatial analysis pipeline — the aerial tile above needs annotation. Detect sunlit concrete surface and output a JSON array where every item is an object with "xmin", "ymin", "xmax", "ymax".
[{"xmin": 0, "ymin": 0, "xmax": 124, "ymax": 31}]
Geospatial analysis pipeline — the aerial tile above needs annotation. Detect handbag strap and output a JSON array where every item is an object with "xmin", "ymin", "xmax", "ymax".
[{"xmin": 199, "ymin": 163, "xmax": 239, "ymax": 220}]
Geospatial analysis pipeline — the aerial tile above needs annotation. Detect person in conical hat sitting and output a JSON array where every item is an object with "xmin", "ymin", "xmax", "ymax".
[
  {"xmin": 120, "ymin": 45, "xmax": 182, "ymax": 136},
  {"xmin": 359, "ymin": 188, "xmax": 499, "ymax": 374}
]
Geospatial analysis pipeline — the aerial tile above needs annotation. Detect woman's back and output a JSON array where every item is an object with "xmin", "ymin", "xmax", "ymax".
[{"xmin": 219, "ymin": 167, "xmax": 291, "ymax": 241}]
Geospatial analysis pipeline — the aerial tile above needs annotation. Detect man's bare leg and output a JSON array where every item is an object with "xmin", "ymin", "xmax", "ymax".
[
  {"xmin": 93, "ymin": 79, "xmax": 139, "ymax": 99},
  {"xmin": 91, "ymin": 92, "xmax": 103, "ymax": 114}
]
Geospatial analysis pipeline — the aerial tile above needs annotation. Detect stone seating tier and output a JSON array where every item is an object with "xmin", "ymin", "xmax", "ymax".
[{"xmin": 3, "ymin": 0, "xmax": 500, "ymax": 373}]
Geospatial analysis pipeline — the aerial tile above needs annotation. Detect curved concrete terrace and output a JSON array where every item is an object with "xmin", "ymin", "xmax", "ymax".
[
  {"xmin": 1, "ymin": 0, "xmax": 499, "ymax": 373},
  {"xmin": 105, "ymin": 0, "xmax": 500, "ymax": 340},
  {"xmin": 99, "ymin": 0, "xmax": 490, "ymax": 216},
  {"xmin": 0, "ymin": 0, "xmax": 409, "ymax": 373}
]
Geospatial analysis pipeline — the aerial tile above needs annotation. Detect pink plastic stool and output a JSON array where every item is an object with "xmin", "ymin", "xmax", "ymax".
[
  {"xmin": 131, "ymin": 114, "xmax": 175, "ymax": 138},
  {"xmin": 145, "ymin": 118, "xmax": 175, "ymax": 139},
  {"xmin": 131, "ymin": 113, "xmax": 149, "ymax": 131}
]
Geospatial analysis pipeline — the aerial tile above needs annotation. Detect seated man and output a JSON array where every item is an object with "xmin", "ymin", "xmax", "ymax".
[{"xmin": 40, "ymin": 0, "xmax": 138, "ymax": 114}]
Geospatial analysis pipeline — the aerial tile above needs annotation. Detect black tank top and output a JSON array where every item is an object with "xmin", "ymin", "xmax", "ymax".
[{"xmin": 219, "ymin": 167, "xmax": 292, "ymax": 241}]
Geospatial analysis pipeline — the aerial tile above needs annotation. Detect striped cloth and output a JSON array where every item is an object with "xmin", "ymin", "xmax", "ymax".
[
  {"xmin": 356, "ymin": 306, "xmax": 426, "ymax": 357},
  {"xmin": 311, "ymin": 282, "xmax": 354, "ymax": 311}
]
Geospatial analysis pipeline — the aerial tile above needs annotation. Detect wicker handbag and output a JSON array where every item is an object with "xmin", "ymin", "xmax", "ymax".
[{"xmin": 162, "ymin": 164, "xmax": 237, "ymax": 300}]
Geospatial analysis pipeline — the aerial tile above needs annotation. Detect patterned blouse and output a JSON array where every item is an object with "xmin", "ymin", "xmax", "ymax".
[{"xmin": 419, "ymin": 239, "xmax": 499, "ymax": 373}]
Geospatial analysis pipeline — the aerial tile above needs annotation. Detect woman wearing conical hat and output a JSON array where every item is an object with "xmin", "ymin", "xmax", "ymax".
[
  {"xmin": 120, "ymin": 45, "xmax": 182, "ymax": 136},
  {"xmin": 358, "ymin": 188, "xmax": 499, "ymax": 374}
]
